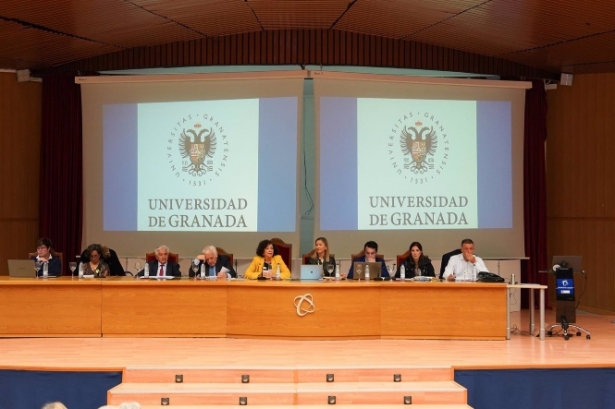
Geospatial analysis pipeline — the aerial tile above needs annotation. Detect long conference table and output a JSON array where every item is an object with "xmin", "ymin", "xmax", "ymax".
[{"xmin": 0, "ymin": 277, "xmax": 510, "ymax": 340}]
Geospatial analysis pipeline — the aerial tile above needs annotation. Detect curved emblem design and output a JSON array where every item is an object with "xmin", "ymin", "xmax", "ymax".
[{"xmin": 293, "ymin": 293, "xmax": 315, "ymax": 317}]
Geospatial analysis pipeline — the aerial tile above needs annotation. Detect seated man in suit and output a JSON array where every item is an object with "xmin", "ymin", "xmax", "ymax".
[
  {"xmin": 190, "ymin": 245, "xmax": 236, "ymax": 278},
  {"xmin": 347, "ymin": 240, "xmax": 388, "ymax": 279},
  {"xmin": 137, "ymin": 245, "xmax": 181, "ymax": 277},
  {"xmin": 442, "ymin": 238, "xmax": 488, "ymax": 281},
  {"xmin": 31, "ymin": 237, "xmax": 62, "ymax": 277}
]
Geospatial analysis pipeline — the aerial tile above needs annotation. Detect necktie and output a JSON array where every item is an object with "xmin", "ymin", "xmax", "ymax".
[
  {"xmin": 210, "ymin": 266, "xmax": 215, "ymax": 277},
  {"xmin": 159, "ymin": 264, "xmax": 165, "ymax": 276}
]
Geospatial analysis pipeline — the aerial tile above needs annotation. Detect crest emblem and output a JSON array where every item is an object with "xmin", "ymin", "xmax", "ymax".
[
  {"xmin": 179, "ymin": 123, "xmax": 217, "ymax": 176},
  {"xmin": 400, "ymin": 121, "xmax": 438, "ymax": 174}
]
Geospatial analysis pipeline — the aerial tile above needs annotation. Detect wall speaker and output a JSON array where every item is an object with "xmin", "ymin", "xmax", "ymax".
[{"xmin": 560, "ymin": 73, "xmax": 573, "ymax": 86}]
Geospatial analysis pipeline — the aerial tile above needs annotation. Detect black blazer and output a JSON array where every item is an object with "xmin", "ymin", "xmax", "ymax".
[
  {"xmin": 439, "ymin": 249, "xmax": 462, "ymax": 279},
  {"xmin": 305, "ymin": 256, "xmax": 337, "ymax": 277},
  {"xmin": 137, "ymin": 260, "xmax": 181, "ymax": 277},
  {"xmin": 189, "ymin": 255, "xmax": 236, "ymax": 278},
  {"xmin": 395, "ymin": 256, "xmax": 436, "ymax": 278},
  {"xmin": 30, "ymin": 256, "xmax": 62, "ymax": 277}
]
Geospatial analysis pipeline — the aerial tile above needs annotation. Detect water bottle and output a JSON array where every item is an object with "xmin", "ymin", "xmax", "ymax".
[
  {"xmin": 144, "ymin": 263, "xmax": 150, "ymax": 278},
  {"xmin": 275, "ymin": 264, "xmax": 281, "ymax": 281},
  {"xmin": 335, "ymin": 263, "xmax": 340, "ymax": 280},
  {"xmin": 200, "ymin": 264, "xmax": 205, "ymax": 279},
  {"xmin": 400, "ymin": 264, "xmax": 406, "ymax": 281},
  {"xmin": 43, "ymin": 262, "xmax": 49, "ymax": 278},
  {"xmin": 365, "ymin": 264, "xmax": 370, "ymax": 281},
  {"xmin": 472, "ymin": 265, "xmax": 477, "ymax": 282},
  {"xmin": 78, "ymin": 263, "xmax": 84, "ymax": 279}
]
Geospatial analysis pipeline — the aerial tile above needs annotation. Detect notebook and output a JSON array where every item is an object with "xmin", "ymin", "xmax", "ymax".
[
  {"xmin": 7, "ymin": 259, "xmax": 36, "ymax": 278},
  {"xmin": 296, "ymin": 264, "xmax": 322, "ymax": 281},
  {"xmin": 352, "ymin": 262, "xmax": 382, "ymax": 280}
]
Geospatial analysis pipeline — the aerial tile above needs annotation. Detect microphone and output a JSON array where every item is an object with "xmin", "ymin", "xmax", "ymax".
[{"xmin": 257, "ymin": 263, "xmax": 267, "ymax": 280}]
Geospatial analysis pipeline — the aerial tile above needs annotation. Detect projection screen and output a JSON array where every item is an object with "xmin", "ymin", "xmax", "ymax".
[
  {"xmin": 79, "ymin": 72, "xmax": 304, "ymax": 257},
  {"xmin": 313, "ymin": 72, "xmax": 530, "ymax": 258}
]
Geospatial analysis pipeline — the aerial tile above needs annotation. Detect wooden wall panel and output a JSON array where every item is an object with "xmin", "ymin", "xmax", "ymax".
[
  {"xmin": 48, "ymin": 30, "xmax": 557, "ymax": 80},
  {"xmin": 546, "ymin": 73, "xmax": 615, "ymax": 313},
  {"xmin": 0, "ymin": 73, "xmax": 42, "ymax": 276},
  {"xmin": 547, "ymin": 220, "xmax": 615, "ymax": 314}
]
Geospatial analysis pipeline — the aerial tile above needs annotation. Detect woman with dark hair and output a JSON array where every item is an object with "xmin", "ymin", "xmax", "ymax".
[
  {"xmin": 79, "ymin": 244, "xmax": 125, "ymax": 276},
  {"xmin": 394, "ymin": 241, "xmax": 435, "ymax": 279},
  {"xmin": 244, "ymin": 239, "xmax": 291, "ymax": 279},
  {"xmin": 305, "ymin": 237, "xmax": 338, "ymax": 277},
  {"xmin": 81, "ymin": 244, "xmax": 110, "ymax": 277},
  {"xmin": 31, "ymin": 237, "xmax": 62, "ymax": 277}
]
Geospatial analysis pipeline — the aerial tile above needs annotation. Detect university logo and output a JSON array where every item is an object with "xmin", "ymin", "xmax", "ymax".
[
  {"xmin": 293, "ymin": 293, "xmax": 315, "ymax": 317},
  {"xmin": 167, "ymin": 113, "xmax": 230, "ymax": 186},
  {"xmin": 179, "ymin": 122, "xmax": 217, "ymax": 176},
  {"xmin": 389, "ymin": 112, "xmax": 449, "ymax": 183}
]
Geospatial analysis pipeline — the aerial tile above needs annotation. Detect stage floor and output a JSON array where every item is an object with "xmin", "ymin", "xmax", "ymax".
[{"xmin": 1, "ymin": 311, "xmax": 613, "ymax": 371}]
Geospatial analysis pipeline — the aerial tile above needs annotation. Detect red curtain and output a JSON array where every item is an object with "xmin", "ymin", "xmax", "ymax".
[
  {"xmin": 521, "ymin": 80, "xmax": 549, "ymax": 308},
  {"xmin": 39, "ymin": 74, "xmax": 83, "ymax": 275}
]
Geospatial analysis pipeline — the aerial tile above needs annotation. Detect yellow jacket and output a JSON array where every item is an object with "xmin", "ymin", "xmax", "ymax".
[{"xmin": 244, "ymin": 255, "xmax": 291, "ymax": 279}]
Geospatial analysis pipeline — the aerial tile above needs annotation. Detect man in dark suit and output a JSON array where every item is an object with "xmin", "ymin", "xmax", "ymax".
[
  {"xmin": 137, "ymin": 245, "xmax": 181, "ymax": 277},
  {"xmin": 347, "ymin": 240, "xmax": 389, "ymax": 279},
  {"xmin": 190, "ymin": 245, "xmax": 236, "ymax": 278}
]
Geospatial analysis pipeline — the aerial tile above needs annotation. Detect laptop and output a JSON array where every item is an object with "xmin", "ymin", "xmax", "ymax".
[
  {"xmin": 291, "ymin": 265, "xmax": 322, "ymax": 281},
  {"xmin": 352, "ymin": 262, "xmax": 382, "ymax": 280},
  {"xmin": 8, "ymin": 259, "xmax": 36, "ymax": 278}
]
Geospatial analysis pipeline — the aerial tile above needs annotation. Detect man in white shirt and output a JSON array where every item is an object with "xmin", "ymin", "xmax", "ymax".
[{"xmin": 443, "ymin": 238, "xmax": 488, "ymax": 281}]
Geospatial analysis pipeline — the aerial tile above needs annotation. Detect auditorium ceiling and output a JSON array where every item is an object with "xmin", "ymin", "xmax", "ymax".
[{"xmin": 1, "ymin": 0, "xmax": 615, "ymax": 77}]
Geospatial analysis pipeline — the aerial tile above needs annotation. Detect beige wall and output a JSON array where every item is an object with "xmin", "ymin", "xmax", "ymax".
[
  {"xmin": 546, "ymin": 73, "xmax": 615, "ymax": 314},
  {"xmin": 0, "ymin": 72, "xmax": 42, "ymax": 275}
]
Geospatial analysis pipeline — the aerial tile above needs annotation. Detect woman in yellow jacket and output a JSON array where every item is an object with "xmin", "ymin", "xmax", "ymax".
[{"xmin": 244, "ymin": 239, "xmax": 291, "ymax": 279}]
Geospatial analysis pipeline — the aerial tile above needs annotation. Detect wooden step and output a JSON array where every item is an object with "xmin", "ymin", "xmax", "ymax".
[
  {"xmin": 122, "ymin": 365, "xmax": 453, "ymax": 383},
  {"xmin": 138, "ymin": 405, "xmax": 473, "ymax": 409},
  {"xmin": 296, "ymin": 366, "xmax": 453, "ymax": 382},
  {"xmin": 108, "ymin": 383, "xmax": 296, "ymax": 405},
  {"xmin": 108, "ymin": 381, "xmax": 465, "ymax": 406},
  {"xmin": 123, "ymin": 366, "xmax": 295, "ymax": 383},
  {"xmin": 296, "ymin": 381, "xmax": 466, "ymax": 405}
]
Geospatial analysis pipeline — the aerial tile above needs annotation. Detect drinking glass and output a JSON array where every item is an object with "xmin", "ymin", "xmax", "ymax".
[
  {"xmin": 134, "ymin": 262, "xmax": 141, "ymax": 277},
  {"xmin": 387, "ymin": 264, "xmax": 394, "ymax": 280},
  {"xmin": 34, "ymin": 261, "xmax": 43, "ymax": 277},
  {"xmin": 326, "ymin": 263, "xmax": 335, "ymax": 278},
  {"xmin": 191, "ymin": 263, "xmax": 199, "ymax": 278},
  {"xmin": 69, "ymin": 262, "xmax": 77, "ymax": 277}
]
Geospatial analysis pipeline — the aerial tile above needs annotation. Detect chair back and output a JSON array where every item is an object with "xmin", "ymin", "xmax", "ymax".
[
  {"xmin": 146, "ymin": 252, "xmax": 179, "ymax": 264},
  {"xmin": 396, "ymin": 249, "xmax": 412, "ymax": 269},
  {"xmin": 271, "ymin": 237, "xmax": 292, "ymax": 271},
  {"xmin": 216, "ymin": 246, "xmax": 234, "ymax": 268},
  {"xmin": 28, "ymin": 250, "xmax": 64, "ymax": 274},
  {"xmin": 439, "ymin": 248, "xmax": 462, "ymax": 279},
  {"xmin": 350, "ymin": 250, "xmax": 384, "ymax": 263}
]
